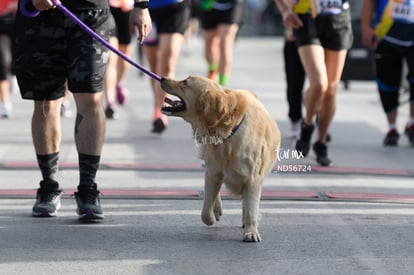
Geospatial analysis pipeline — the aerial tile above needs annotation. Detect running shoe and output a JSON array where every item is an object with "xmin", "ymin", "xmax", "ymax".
[
  {"xmin": 383, "ymin": 129, "xmax": 399, "ymax": 146},
  {"xmin": 116, "ymin": 83, "xmax": 128, "ymax": 105},
  {"xmin": 0, "ymin": 102, "xmax": 12, "ymax": 119},
  {"xmin": 313, "ymin": 141, "xmax": 333, "ymax": 167},
  {"xmin": 32, "ymin": 180, "xmax": 62, "ymax": 217},
  {"xmin": 60, "ymin": 102, "xmax": 73, "ymax": 118},
  {"xmin": 405, "ymin": 124, "xmax": 414, "ymax": 146},
  {"xmin": 105, "ymin": 104, "xmax": 118, "ymax": 119},
  {"xmin": 74, "ymin": 183, "xmax": 104, "ymax": 221},
  {"xmin": 151, "ymin": 117, "xmax": 167, "ymax": 134},
  {"xmin": 287, "ymin": 120, "xmax": 301, "ymax": 139},
  {"xmin": 295, "ymin": 122, "xmax": 314, "ymax": 157}
]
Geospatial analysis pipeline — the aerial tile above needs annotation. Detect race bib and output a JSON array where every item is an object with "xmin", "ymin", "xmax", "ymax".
[
  {"xmin": 314, "ymin": 0, "xmax": 342, "ymax": 15},
  {"xmin": 392, "ymin": 1, "xmax": 414, "ymax": 23}
]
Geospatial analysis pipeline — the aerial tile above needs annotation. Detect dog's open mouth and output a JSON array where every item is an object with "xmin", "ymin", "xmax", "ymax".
[{"xmin": 161, "ymin": 96, "xmax": 186, "ymax": 115}]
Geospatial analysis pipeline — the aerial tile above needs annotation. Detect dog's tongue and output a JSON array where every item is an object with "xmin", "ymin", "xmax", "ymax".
[
  {"xmin": 165, "ymin": 97, "xmax": 181, "ymax": 107},
  {"xmin": 164, "ymin": 97, "xmax": 174, "ymax": 105}
]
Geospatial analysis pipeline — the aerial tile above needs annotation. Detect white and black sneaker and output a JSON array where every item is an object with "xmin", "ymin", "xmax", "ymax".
[
  {"xmin": 74, "ymin": 183, "xmax": 104, "ymax": 221},
  {"xmin": 32, "ymin": 180, "xmax": 62, "ymax": 217}
]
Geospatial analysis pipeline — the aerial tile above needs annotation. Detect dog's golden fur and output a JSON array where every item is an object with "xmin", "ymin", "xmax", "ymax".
[{"xmin": 161, "ymin": 76, "xmax": 280, "ymax": 242}]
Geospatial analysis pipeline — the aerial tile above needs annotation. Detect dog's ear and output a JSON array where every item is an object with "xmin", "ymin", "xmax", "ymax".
[
  {"xmin": 196, "ymin": 91, "xmax": 226, "ymax": 129},
  {"xmin": 196, "ymin": 89, "xmax": 247, "ymax": 131},
  {"xmin": 222, "ymin": 89, "xmax": 248, "ymax": 127}
]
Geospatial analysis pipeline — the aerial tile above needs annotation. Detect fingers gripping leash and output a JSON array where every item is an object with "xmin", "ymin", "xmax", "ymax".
[{"xmin": 19, "ymin": 0, "xmax": 162, "ymax": 82}]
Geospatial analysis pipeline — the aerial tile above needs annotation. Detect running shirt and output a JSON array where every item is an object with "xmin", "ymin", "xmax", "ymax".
[
  {"xmin": 61, "ymin": 0, "xmax": 109, "ymax": 10},
  {"xmin": 374, "ymin": 0, "xmax": 414, "ymax": 46},
  {"xmin": 200, "ymin": 0, "xmax": 240, "ymax": 11},
  {"xmin": 149, "ymin": 0, "xmax": 185, "ymax": 10},
  {"xmin": 294, "ymin": 0, "xmax": 347, "ymax": 16}
]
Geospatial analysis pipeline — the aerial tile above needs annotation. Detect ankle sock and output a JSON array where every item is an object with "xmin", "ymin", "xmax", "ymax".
[
  {"xmin": 219, "ymin": 74, "xmax": 229, "ymax": 86},
  {"xmin": 208, "ymin": 63, "xmax": 217, "ymax": 73},
  {"xmin": 389, "ymin": 123, "xmax": 397, "ymax": 131}
]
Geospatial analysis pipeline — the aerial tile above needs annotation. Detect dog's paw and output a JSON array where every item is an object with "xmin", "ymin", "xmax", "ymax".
[
  {"xmin": 214, "ymin": 204, "xmax": 222, "ymax": 221},
  {"xmin": 201, "ymin": 212, "xmax": 215, "ymax": 226},
  {"xmin": 243, "ymin": 231, "xmax": 261, "ymax": 242}
]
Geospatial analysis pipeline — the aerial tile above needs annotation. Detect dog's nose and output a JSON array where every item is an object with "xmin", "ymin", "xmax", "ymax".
[{"xmin": 160, "ymin": 77, "xmax": 170, "ymax": 91}]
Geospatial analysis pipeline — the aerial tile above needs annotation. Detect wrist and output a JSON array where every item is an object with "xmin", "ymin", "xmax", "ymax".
[
  {"xmin": 282, "ymin": 9, "xmax": 292, "ymax": 20},
  {"xmin": 134, "ymin": 1, "xmax": 149, "ymax": 9}
]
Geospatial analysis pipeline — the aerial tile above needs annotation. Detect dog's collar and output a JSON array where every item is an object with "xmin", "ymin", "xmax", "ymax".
[{"xmin": 223, "ymin": 115, "xmax": 246, "ymax": 142}]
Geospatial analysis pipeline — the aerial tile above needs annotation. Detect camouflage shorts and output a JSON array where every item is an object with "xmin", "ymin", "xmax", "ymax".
[{"xmin": 14, "ymin": 8, "xmax": 114, "ymax": 100}]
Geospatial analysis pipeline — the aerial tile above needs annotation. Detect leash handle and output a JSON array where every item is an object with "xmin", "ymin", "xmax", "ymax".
[{"xmin": 19, "ymin": 0, "xmax": 162, "ymax": 82}]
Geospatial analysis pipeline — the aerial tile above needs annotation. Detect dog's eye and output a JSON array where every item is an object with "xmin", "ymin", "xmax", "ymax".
[{"xmin": 182, "ymin": 79, "xmax": 188, "ymax": 86}]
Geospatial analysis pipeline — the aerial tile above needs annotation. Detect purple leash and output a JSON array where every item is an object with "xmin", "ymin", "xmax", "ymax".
[{"xmin": 20, "ymin": 0, "xmax": 162, "ymax": 82}]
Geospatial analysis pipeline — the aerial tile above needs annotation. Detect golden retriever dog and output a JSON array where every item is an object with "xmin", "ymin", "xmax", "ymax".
[{"xmin": 160, "ymin": 76, "xmax": 280, "ymax": 242}]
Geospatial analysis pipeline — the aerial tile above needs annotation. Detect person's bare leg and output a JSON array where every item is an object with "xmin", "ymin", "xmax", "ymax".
[
  {"xmin": 203, "ymin": 29, "xmax": 219, "ymax": 80},
  {"xmin": 295, "ymin": 44, "xmax": 328, "ymax": 158},
  {"xmin": 150, "ymin": 32, "xmax": 184, "ymax": 132},
  {"xmin": 72, "ymin": 93, "xmax": 106, "ymax": 155},
  {"xmin": 0, "ymin": 80, "xmax": 9, "ymax": 104},
  {"xmin": 116, "ymin": 43, "xmax": 132, "ymax": 83},
  {"xmin": 32, "ymin": 99, "xmax": 63, "ymax": 155},
  {"xmin": 143, "ymin": 44, "xmax": 164, "ymax": 132},
  {"xmin": 104, "ymin": 36, "xmax": 119, "ymax": 118},
  {"xmin": 298, "ymin": 45, "xmax": 328, "ymax": 126},
  {"xmin": 115, "ymin": 43, "xmax": 132, "ymax": 105},
  {"xmin": 317, "ymin": 49, "xmax": 347, "ymax": 143},
  {"xmin": 0, "ymin": 79, "xmax": 11, "ymax": 117},
  {"xmin": 157, "ymin": 33, "xmax": 184, "ymax": 78},
  {"xmin": 216, "ymin": 23, "xmax": 238, "ymax": 85}
]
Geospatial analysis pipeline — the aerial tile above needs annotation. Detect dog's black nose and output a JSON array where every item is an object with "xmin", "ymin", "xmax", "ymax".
[{"xmin": 160, "ymin": 77, "xmax": 168, "ymax": 83}]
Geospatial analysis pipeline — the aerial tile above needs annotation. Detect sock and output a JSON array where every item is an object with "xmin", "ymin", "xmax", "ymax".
[
  {"xmin": 78, "ymin": 153, "xmax": 100, "ymax": 188},
  {"xmin": 153, "ymin": 107, "xmax": 162, "ymax": 119},
  {"xmin": 389, "ymin": 123, "xmax": 397, "ymax": 131},
  {"xmin": 209, "ymin": 63, "xmax": 217, "ymax": 72},
  {"xmin": 37, "ymin": 152, "xmax": 59, "ymax": 182},
  {"xmin": 219, "ymin": 74, "xmax": 229, "ymax": 86}
]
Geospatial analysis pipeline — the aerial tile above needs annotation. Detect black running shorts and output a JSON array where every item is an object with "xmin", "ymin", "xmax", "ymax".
[
  {"xmin": 110, "ymin": 7, "xmax": 132, "ymax": 45},
  {"xmin": 14, "ymin": 9, "xmax": 113, "ymax": 100},
  {"xmin": 294, "ymin": 9, "xmax": 353, "ymax": 51},
  {"xmin": 152, "ymin": 2, "xmax": 190, "ymax": 34},
  {"xmin": 199, "ymin": 1, "xmax": 246, "ymax": 30}
]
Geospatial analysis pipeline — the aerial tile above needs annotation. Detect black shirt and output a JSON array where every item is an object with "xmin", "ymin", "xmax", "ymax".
[{"xmin": 61, "ymin": 0, "xmax": 109, "ymax": 10}]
